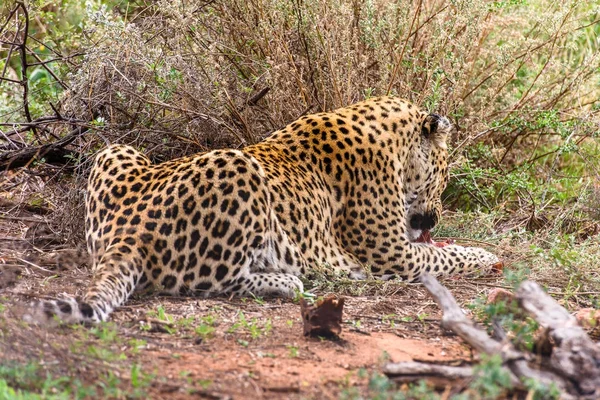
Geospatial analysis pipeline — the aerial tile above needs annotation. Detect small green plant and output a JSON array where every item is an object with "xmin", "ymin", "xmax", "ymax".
[
  {"xmin": 400, "ymin": 380, "xmax": 440, "ymax": 400},
  {"xmin": 85, "ymin": 345, "xmax": 127, "ymax": 362},
  {"xmin": 416, "ymin": 313, "xmax": 429, "ymax": 330},
  {"xmin": 341, "ymin": 370, "xmax": 440, "ymax": 400},
  {"xmin": 503, "ymin": 266, "xmax": 530, "ymax": 290},
  {"xmin": 378, "ymin": 351, "xmax": 391, "ymax": 364},
  {"xmin": 250, "ymin": 293, "xmax": 265, "ymax": 305},
  {"xmin": 227, "ymin": 312, "xmax": 272, "ymax": 340},
  {"xmin": 139, "ymin": 322, "xmax": 151, "ymax": 332},
  {"xmin": 367, "ymin": 372, "xmax": 394, "ymax": 395},
  {"xmin": 128, "ymin": 339, "xmax": 147, "ymax": 354},
  {"xmin": 469, "ymin": 268, "xmax": 539, "ymax": 351},
  {"xmin": 522, "ymin": 377, "xmax": 561, "ymax": 400},
  {"xmin": 470, "ymin": 296, "xmax": 539, "ymax": 352},
  {"xmin": 97, "ymin": 371, "xmax": 123, "ymax": 398},
  {"xmin": 287, "ymin": 345, "xmax": 299, "ymax": 358},
  {"xmin": 192, "ymin": 313, "xmax": 218, "ymax": 340},
  {"xmin": 194, "ymin": 323, "xmax": 215, "ymax": 341},
  {"xmin": 146, "ymin": 305, "xmax": 177, "ymax": 334},
  {"xmin": 176, "ymin": 316, "xmax": 195, "ymax": 328},
  {"xmin": 147, "ymin": 305, "xmax": 173, "ymax": 323},
  {"xmin": 90, "ymin": 116, "xmax": 106, "ymax": 127},
  {"xmin": 90, "ymin": 322, "xmax": 120, "ymax": 344},
  {"xmin": 469, "ymin": 354, "xmax": 513, "ymax": 398},
  {"xmin": 129, "ymin": 364, "xmax": 153, "ymax": 397},
  {"xmin": 381, "ymin": 314, "xmax": 397, "ymax": 328},
  {"xmin": 293, "ymin": 290, "xmax": 317, "ymax": 303},
  {"xmin": 0, "ymin": 362, "xmax": 101, "ymax": 399},
  {"xmin": 197, "ymin": 379, "xmax": 212, "ymax": 389}
]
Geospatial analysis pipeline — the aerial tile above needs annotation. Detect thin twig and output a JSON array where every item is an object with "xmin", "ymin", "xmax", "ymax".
[
  {"xmin": 0, "ymin": 17, "xmax": 22, "ymax": 87},
  {"xmin": 386, "ymin": 0, "xmax": 422, "ymax": 95},
  {"xmin": 15, "ymin": 257, "xmax": 56, "ymax": 274},
  {"xmin": 0, "ymin": 215, "xmax": 44, "ymax": 223},
  {"xmin": 24, "ymin": 45, "xmax": 69, "ymax": 89},
  {"xmin": 15, "ymin": 3, "xmax": 32, "ymax": 125}
]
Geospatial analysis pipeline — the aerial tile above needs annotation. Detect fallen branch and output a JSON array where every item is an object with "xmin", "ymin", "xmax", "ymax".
[
  {"xmin": 247, "ymin": 87, "xmax": 270, "ymax": 106},
  {"xmin": 0, "ymin": 125, "xmax": 87, "ymax": 171},
  {"xmin": 383, "ymin": 362, "xmax": 474, "ymax": 380},
  {"xmin": 517, "ymin": 281, "xmax": 600, "ymax": 394},
  {"xmin": 420, "ymin": 274, "xmax": 567, "ymax": 392},
  {"xmin": 383, "ymin": 274, "xmax": 600, "ymax": 399}
]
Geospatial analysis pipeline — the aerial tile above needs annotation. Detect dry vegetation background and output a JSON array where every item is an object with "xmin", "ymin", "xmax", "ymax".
[
  {"xmin": 1, "ymin": 0, "xmax": 599, "ymax": 237},
  {"xmin": 1, "ymin": 0, "xmax": 600, "ymax": 398}
]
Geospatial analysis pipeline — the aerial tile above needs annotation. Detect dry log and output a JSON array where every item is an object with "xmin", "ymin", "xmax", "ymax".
[
  {"xmin": 517, "ymin": 281, "xmax": 600, "ymax": 395},
  {"xmin": 383, "ymin": 362, "xmax": 474, "ymax": 380},
  {"xmin": 420, "ymin": 274, "xmax": 571, "ymax": 393},
  {"xmin": 0, "ymin": 126, "xmax": 87, "ymax": 171},
  {"xmin": 419, "ymin": 273, "xmax": 514, "ymax": 357},
  {"xmin": 383, "ymin": 274, "xmax": 599, "ymax": 398},
  {"xmin": 247, "ymin": 87, "xmax": 270, "ymax": 106}
]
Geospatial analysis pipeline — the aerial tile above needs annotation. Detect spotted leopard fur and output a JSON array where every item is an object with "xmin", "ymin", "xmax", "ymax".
[{"xmin": 25, "ymin": 97, "xmax": 499, "ymax": 323}]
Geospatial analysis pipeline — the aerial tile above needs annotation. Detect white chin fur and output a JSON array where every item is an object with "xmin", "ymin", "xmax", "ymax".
[{"xmin": 408, "ymin": 229, "xmax": 422, "ymax": 242}]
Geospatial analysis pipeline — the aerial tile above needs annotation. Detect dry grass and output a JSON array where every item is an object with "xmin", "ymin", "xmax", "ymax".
[
  {"xmin": 1, "ymin": 0, "xmax": 598, "ymax": 240},
  {"xmin": 56, "ymin": 0, "xmax": 599, "ymax": 155}
]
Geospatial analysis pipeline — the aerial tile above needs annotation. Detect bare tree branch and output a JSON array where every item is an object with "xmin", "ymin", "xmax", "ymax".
[
  {"xmin": 384, "ymin": 274, "xmax": 600, "ymax": 399},
  {"xmin": 0, "ymin": 125, "xmax": 88, "ymax": 171}
]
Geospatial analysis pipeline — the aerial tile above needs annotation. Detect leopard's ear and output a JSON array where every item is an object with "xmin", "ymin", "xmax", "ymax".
[{"xmin": 421, "ymin": 113, "xmax": 450, "ymax": 150}]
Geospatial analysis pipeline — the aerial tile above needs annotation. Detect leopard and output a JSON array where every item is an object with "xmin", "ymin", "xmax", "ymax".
[{"xmin": 24, "ymin": 96, "xmax": 499, "ymax": 324}]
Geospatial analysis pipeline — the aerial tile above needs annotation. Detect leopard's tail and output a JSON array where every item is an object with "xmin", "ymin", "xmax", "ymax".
[{"xmin": 23, "ymin": 242, "xmax": 143, "ymax": 325}]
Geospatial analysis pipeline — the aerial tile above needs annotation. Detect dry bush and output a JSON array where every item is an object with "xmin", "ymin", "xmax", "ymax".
[
  {"xmin": 1, "ymin": 0, "xmax": 599, "ymax": 239},
  {"xmin": 60, "ymin": 0, "xmax": 599, "ymax": 158}
]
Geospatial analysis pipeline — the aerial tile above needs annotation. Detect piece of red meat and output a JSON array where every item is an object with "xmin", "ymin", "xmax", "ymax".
[{"xmin": 415, "ymin": 230, "xmax": 453, "ymax": 248}]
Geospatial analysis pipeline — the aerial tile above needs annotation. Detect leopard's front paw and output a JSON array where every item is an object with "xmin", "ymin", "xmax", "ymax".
[
  {"xmin": 285, "ymin": 275, "xmax": 305, "ymax": 297},
  {"xmin": 468, "ymin": 247, "xmax": 503, "ymax": 272}
]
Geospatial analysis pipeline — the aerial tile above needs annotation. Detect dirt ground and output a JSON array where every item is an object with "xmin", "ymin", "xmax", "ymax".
[
  {"xmin": 0, "ymin": 170, "xmax": 511, "ymax": 398},
  {"xmin": 2, "ymin": 269, "xmax": 483, "ymax": 399}
]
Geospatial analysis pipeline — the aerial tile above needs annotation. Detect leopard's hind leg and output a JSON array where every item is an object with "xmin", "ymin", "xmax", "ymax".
[
  {"xmin": 24, "ymin": 239, "xmax": 143, "ymax": 324},
  {"xmin": 212, "ymin": 227, "xmax": 306, "ymax": 299}
]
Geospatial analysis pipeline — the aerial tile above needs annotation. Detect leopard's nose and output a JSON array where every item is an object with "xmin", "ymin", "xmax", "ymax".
[{"xmin": 410, "ymin": 212, "xmax": 438, "ymax": 231}]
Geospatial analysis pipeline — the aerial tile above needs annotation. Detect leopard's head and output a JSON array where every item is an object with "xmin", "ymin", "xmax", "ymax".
[{"xmin": 404, "ymin": 112, "xmax": 452, "ymax": 242}]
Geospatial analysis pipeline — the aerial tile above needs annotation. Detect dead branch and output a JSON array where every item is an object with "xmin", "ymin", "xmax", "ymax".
[
  {"xmin": 383, "ymin": 274, "xmax": 600, "ymax": 398},
  {"xmin": 0, "ymin": 8, "xmax": 21, "ymax": 88},
  {"xmin": 0, "ymin": 198, "xmax": 52, "ymax": 215},
  {"xmin": 0, "ymin": 1, "xmax": 84, "ymax": 153},
  {"xmin": 383, "ymin": 362, "xmax": 474, "ymax": 380},
  {"xmin": 24, "ymin": 45, "xmax": 69, "ymax": 90},
  {"xmin": 419, "ymin": 273, "xmax": 517, "ymax": 357},
  {"xmin": 0, "ymin": 125, "xmax": 88, "ymax": 171},
  {"xmin": 247, "ymin": 87, "xmax": 270, "ymax": 106},
  {"xmin": 517, "ymin": 281, "xmax": 600, "ymax": 394},
  {"xmin": 423, "ymin": 274, "xmax": 570, "ymax": 392},
  {"xmin": 4, "ymin": 2, "xmax": 36, "ymax": 137}
]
